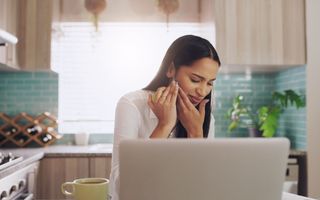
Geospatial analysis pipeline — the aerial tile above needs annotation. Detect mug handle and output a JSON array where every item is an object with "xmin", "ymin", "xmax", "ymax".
[{"xmin": 61, "ymin": 182, "xmax": 74, "ymax": 196}]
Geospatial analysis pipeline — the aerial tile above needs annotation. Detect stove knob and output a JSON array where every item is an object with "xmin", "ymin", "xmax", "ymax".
[
  {"xmin": 0, "ymin": 153, "xmax": 5, "ymax": 164},
  {"xmin": 8, "ymin": 153, "xmax": 14, "ymax": 161},
  {"xmin": 0, "ymin": 191, "xmax": 8, "ymax": 200},
  {"xmin": 9, "ymin": 185, "xmax": 17, "ymax": 196},
  {"xmin": 18, "ymin": 179, "xmax": 26, "ymax": 190}
]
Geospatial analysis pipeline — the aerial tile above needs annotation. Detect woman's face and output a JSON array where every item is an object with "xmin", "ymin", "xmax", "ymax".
[{"xmin": 169, "ymin": 57, "xmax": 219, "ymax": 105}]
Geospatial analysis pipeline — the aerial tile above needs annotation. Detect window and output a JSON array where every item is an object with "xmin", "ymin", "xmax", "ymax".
[{"xmin": 52, "ymin": 22, "xmax": 215, "ymax": 134}]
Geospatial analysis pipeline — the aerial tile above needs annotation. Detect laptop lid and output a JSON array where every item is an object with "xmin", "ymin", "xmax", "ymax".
[{"xmin": 119, "ymin": 138, "xmax": 289, "ymax": 200}]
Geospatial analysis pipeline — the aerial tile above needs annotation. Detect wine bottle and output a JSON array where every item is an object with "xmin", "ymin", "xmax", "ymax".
[
  {"xmin": 26, "ymin": 125, "xmax": 42, "ymax": 135},
  {"xmin": 4, "ymin": 126, "xmax": 17, "ymax": 136},
  {"xmin": 41, "ymin": 133, "xmax": 52, "ymax": 143}
]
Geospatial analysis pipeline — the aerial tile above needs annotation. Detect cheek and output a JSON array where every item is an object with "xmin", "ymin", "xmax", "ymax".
[
  {"xmin": 178, "ymin": 81, "xmax": 195, "ymax": 95},
  {"xmin": 206, "ymin": 86, "xmax": 213, "ymax": 95}
]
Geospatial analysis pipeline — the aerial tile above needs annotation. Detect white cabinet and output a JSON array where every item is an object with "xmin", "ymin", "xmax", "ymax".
[{"xmin": 213, "ymin": 0, "xmax": 306, "ymax": 66}]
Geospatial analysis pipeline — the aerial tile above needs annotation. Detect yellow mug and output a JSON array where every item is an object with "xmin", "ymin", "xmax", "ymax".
[{"xmin": 61, "ymin": 177, "xmax": 109, "ymax": 200}]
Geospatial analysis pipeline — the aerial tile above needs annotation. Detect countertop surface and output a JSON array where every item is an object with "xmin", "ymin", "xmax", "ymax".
[
  {"xmin": 0, "ymin": 144, "xmax": 113, "ymax": 179},
  {"xmin": 0, "ymin": 144, "xmax": 306, "ymax": 180},
  {"xmin": 1, "ymin": 144, "xmax": 113, "ymax": 156},
  {"xmin": 282, "ymin": 192, "xmax": 316, "ymax": 200}
]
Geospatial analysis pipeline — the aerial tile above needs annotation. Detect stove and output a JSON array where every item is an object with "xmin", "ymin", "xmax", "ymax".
[
  {"xmin": 0, "ymin": 153, "xmax": 23, "ymax": 171},
  {"xmin": 0, "ymin": 152, "xmax": 37, "ymax": 200}
]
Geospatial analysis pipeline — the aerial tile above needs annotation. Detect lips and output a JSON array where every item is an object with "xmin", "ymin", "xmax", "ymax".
[{"xmin": 188, "ymin": 95, "xmax": 203, "ymax": 105}]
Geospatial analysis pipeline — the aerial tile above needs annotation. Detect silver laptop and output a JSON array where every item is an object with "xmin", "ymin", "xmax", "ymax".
[{"xmin": 119, "ymin": 138, "xmax": 289, "ymax": 200}]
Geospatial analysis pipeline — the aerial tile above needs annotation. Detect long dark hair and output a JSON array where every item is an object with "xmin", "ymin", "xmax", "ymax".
[{"xmin": 144, "ymin": 35, "xmax": 221, "ymax": 138}]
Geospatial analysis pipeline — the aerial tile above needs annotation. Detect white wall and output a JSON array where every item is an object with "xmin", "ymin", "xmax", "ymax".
[{"xmin": 306, "ymin": 0, "xmax": 320, "ymax": 198}]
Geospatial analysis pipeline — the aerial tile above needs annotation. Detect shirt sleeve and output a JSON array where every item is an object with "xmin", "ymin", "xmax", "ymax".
[{"xmin": 109, "ymin": 96, "xmax": 140, "ymax": 200}]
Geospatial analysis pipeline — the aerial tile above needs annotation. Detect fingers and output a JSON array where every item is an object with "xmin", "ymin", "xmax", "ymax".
[
  {"xmin": 153, "ymin": 81, "xmax": 178, "ymax": 105},
  {"xmin": 177, "ymin": 93, "xmax": 187, "ymax": 111},
  {"xmin": 152, "ymin": 87, "xmax": 166, "ymax": 103},
  {"xmin": 148, "ymin": 94, "xmax": 155, "ymax": 110},
  {"xmin": 178, "ymin": 88, "xmax": 194, "ymax": 109},
  {"xmin": 159, "ymin": 87, "xmax": 170, "ymax": 104},
  {"xmin": 199, "ymin": 99, "xmax": 209, "ymax": 118},
  {"xmin": 168, "ymin": 81, "xmax": 179, "ymax": 104}
]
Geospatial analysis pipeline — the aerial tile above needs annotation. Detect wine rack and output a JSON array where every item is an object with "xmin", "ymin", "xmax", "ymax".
[{"xmin": 0, "ymin": 112, "xmax": 62, "ymax": 147}]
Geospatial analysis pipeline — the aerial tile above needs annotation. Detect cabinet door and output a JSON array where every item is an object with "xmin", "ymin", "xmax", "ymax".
[
  {"xmin": 0, "ymin": 0, "xmax": 9, "ymax": 31},
  {"xmin": 36, "ymin": 157, "xmax": 90, "ymax": 200},
  {"xmin": 1, "ymin": 0, "xmax": 52, "ymax": 70},
  {"xmin": 0, "ymin": 0, "xmax": 19, "ymax": 70},
  {"xmin": 214, "ymin": 0, "xmax": 306, "ymax": 65},
  {"xmin": 282, "ymin": 0, "xmax": 306, "ymax": 65},
  {"xmin": 89, "ymin": 157, "xmax": 112, "ymax": 178},
  {"xmin": 16, "ymin": 0, "xmax": 53, "ymax": 70}
]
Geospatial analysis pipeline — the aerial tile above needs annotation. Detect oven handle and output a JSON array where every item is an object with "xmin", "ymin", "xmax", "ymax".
[{"xmin": 15, "ymin": 193, "xmax": 33, "ymax": 200}]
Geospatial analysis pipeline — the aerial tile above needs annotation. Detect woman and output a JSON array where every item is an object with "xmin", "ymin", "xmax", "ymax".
[{"xmin": 109, "ymin": 35, "xmax": 221, "ymax": 200}]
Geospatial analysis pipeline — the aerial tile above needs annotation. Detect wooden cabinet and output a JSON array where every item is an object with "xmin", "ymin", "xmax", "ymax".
[
  {"xmin": 16, "ymin": 0, "xmax": 53, "ymax": 70},
  {"xmin": 89, "ymin": 157, "xmax": 112, "ymax": 178},
  {"xmin": 36, "ymin": 156, "xmax": 112, "ymax": 200},
  {"xmin": 213, "ymin": 0, "xmax": 306, "ymax": 66},
  {"xmin": 0, "ymin": 0, "xmax": 19, "ymax": 70},
  {"xmin": 0, "ymin": 0, "xmax": 53, "ymax": 71}
]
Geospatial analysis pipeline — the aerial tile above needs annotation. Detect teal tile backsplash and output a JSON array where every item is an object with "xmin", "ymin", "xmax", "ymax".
[
  {"xmin": 0, "ymin": 66, "xmax": 306, "ymax": 149},
  {"xmin": 214, "ymin": 73, "xmax": 275, "ymax": 138},
  {"xmin": 274, "ymin": 66, "xmax": 306, "ymax": 150},
  {"xmin": 0, "ymin": 71, "xmax": 58, "ymax": 116},
  {"xmin": 214, "ymin": 66, "xmax": 306, "ymax": 149}
]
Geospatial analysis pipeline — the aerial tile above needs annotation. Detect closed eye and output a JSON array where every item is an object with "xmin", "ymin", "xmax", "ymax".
[
  {"xmin": 190, "ymin": 78, "xmax": 201, "ymax": 83},
  {"xmin": 191, "ymin": 73, "xmax": 216, "ymax": 84}
]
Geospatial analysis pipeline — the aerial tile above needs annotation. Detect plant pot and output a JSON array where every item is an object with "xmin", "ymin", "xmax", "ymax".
[{"xmin": 248, "ymin": 127, "xmax": 263, "ymax": 137}]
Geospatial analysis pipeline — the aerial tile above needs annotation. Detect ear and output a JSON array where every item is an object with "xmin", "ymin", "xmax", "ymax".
[{"xmin": 166, "ymin": 62, "xmax": 176, "ymax": 78}]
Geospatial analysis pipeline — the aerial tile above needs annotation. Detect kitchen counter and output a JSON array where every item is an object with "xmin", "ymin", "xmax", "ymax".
[
  {"xmin": 0, "ymin": 144, "xmax": 113, "ymax": 179},
  {"xmin": 1, "ymin": 145, "xmax": 311, "ymax": 200},
  {"xmin": 0, "ymin": 151, "xmax": 43, "ymax": 179},
  {"xmin": 40, "ymin": 144, "xmax": 113, "ymax": 157},
  {"xmin": 282, "ymin": 192, "xmax": 316, "ymax": 200}
]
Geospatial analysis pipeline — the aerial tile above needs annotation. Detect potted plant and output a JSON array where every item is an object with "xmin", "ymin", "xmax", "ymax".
[{"xmin": 226, "ymin": 90, "xmax": 305, "ymax": 137}]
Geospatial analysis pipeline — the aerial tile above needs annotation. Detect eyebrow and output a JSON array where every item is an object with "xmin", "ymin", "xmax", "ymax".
[{"xmin": 191, "ymin": 73, "xmax": 216, "ymax": 81}]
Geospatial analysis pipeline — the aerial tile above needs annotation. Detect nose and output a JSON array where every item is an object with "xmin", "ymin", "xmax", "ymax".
[{"xmin": 195, "ymin": 84, "xmax": 208, "ymax": 97}]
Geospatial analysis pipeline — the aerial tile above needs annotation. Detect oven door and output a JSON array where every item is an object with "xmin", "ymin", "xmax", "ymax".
[{"xmin": 0, "ymin": 162, "xmax": 39, "ymax": 200}]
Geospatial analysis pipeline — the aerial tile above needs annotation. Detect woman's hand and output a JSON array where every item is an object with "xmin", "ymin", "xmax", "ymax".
[
  {"xmin": 177, "ymin": 88, "xmax": 209, "ymax": 138},
  {"xmin": 148, "ymin": 80, "xmax": 179, "ymax": 138}
]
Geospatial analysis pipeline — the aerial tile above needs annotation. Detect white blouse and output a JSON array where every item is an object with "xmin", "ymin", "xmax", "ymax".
[{"xmin": 109, "ymin": 89, "xmax": 215, "ymax": 200}]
